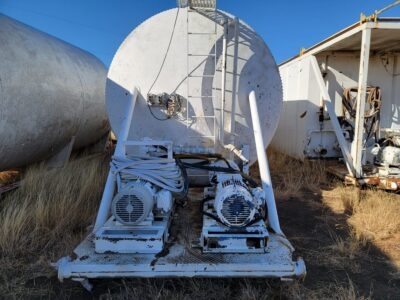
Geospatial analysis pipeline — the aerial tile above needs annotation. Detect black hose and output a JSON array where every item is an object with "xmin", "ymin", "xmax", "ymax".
[
  {"xmin": 175, "ymin": 158, "xmax": 189, "ymax": 201},
  {"xmin": 180, "ymin": 161, "xmax": 259, "ymax": 188}
]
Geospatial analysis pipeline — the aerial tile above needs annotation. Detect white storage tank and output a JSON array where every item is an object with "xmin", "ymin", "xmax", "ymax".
[
  {"xmin": 106, "ymin": 7, "xmax": 282, "ymax": 165},
  {"xmin": 0, "ymin": 14, "xmax": 109, "ymax": 170}
]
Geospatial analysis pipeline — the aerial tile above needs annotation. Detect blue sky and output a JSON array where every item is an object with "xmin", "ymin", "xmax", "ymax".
[{"xmin": 1, "ymin": 0, "xmax": 400, "ymax": 66}]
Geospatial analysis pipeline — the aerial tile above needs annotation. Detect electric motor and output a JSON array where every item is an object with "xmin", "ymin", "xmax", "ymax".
[
  {"xmin": 214, "ymin": 175, "xmax": 258, "ymax": 227},
  {"xmin": 376, "ymin": 146, "xmax": 400, "ymax": 166},
  {"xmin": 112, "ymin": 180, "xmax": 156, "ymax": 225}
]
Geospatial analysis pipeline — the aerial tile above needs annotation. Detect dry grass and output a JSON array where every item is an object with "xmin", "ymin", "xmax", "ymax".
[
  {"xmin": 97, "ymin": 278, "xmax": 281, "ymax": 300},
  {"xmin": 0, "ymin": 153, "xmax": 109, "ymax": 297},
  {"xmin": 264, "ymin": 148, "xmax": 398, "ymax": 298},
  {"xmin": 335, "ymin": 185, "xmax": 361, "ymax": 215},
  {"xmin": 331, "ymin": 182, "xmax": 400, "ymax": 242},
  {"xmin": 0, "ymin": 148, "xmax": 397, "ymax": 298},
  {"xmin": 0, "ymin": 154, "xmax": 108, "ymax": 258},
  {"xmin": 264, "ymin": 148, "xmax": 327, "ymax": 197},
  {"xmin": 96, "ymin": 278, "xmax": 372, "ymax": 300},
  {"xmin": 316, "ymin": 231, "xmax": 365, "ymax": 274},
  {"xmin": 287, "ymin": 278, "xmax": 372, "ymax": 300},
  {"xmin": 324, "ymin": 182, "xmax": 400, "ymax": 268},
  {"xmin": 318, "ymin": 172, "xmax": 400, "ymax": 239},
  {"xmin": 347, "ymin": 190, "xmax": 400, "ymax": 241}
]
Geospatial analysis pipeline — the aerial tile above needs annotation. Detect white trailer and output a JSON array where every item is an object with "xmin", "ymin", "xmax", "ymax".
[
  {"xmin": 272, "ymin": 16, "xmax": 400, "ymax": 190},
  {"xmin": 55, "ymin": 1, "xmax": 305, "ymax": 289}
]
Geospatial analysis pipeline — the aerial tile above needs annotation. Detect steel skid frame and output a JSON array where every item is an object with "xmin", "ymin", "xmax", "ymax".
[{"xmin": 55, "ymin": 89, "xmax": 306, "ymax": 286}]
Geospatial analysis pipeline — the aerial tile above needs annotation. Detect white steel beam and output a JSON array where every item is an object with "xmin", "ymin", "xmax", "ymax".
[
  {"xmin": 309, "ymin": 56, "xmax": 356, "ymax": 177},
  {"xmin": 220, "ymin": 22, "xmax": 228, "ymax": 144},
  {"xmin": 352, "ymin": 28, "xmax": 371, "ymax": 178},
  {"xmin": 115, "ymin": 87, "xmax": 139, "ymax": 157},
  {"xmin": 93, "ymin": 88, "xmax": 138, "ymax": 232},
  {"xmin": 248, "ymin": 91, "xmax": 282, "ymax": 235},
  {"xmin": 366, "ymin": 21, "xmax": 400, "ymax": 30},
  {"xmin": 229, "ymin": 17, "xmax": 239, "ymax": 146},
  {"xmin": 280, "ymin": 23, "xmax": 365, "ymax": 66}
]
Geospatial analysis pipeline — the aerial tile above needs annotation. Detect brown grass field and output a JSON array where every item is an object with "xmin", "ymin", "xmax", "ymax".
[{"xmin": 0, "ymin": 149, "xmax": 399, "ymax": 299}]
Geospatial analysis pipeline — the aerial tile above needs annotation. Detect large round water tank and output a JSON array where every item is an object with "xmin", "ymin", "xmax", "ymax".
[
  {"xmin": 0, "ymin": 14, "xmax": 109, "ymax": 171},
  {"xmin": 106, "ymin": 8, "xmax": 282, "ymax": 164}
]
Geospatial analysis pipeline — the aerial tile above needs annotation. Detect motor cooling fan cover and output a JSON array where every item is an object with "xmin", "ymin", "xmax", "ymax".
[
  {"xmin": 214, "ymin": 181, "xmax": 257, "ymax": 227},
  {"xmin": 112, "ymin": 181, "xmax": 155, "ymax": 225}
]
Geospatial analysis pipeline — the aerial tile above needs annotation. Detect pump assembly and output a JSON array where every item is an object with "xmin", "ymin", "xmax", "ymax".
[{"xmin": 55, "ymin": 1, "xmax": 305, "ymax": 289}]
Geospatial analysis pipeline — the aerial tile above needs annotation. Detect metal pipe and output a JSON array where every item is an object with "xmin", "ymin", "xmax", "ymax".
[
  {"xmin": 115, "ymin": 87, "xmax": 139, "ymax": 157},
  {"xmin": 93, "ymin": 89, "xmax": 138, "ymax": 232},
  {"xmin": 220, "ymin": 21, "xmax": 228, "ymax": 144},
  {"xmin": 229, "ymin": 17, "xmax": 239, "ymax": 146},
  {"xmin": 93, "ymin": 171, "xmax": 116, "ymax": 233},
  {"xmin": 352, "ymin": 28, "xmax": 371, "ymax": 178},
  {"xmin": 248, "ymin": 91, "xmax": 282, "ymax": 235},
  {"xmin": 224, "ymin": 144, "xmax": 249, "ymax": 164}
]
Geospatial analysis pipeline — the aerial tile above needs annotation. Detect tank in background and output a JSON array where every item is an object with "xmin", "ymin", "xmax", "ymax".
[{"xmin": 0, "ymin": 14, "xmax": 109, "ymax": 171}]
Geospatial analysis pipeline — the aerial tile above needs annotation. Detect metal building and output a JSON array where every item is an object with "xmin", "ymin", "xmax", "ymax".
[{"xmin": 272, "ymin": 16, "xmax": 400, "ymax": 190}]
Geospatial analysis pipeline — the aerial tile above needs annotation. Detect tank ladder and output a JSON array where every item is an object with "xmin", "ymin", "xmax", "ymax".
[{"xmin": 186, "ymin": 1, "xmax": 218, "ymax": 145}]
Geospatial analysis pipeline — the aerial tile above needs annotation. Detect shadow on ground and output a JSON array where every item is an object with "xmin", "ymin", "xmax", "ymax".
[{"xmin": 278, "ymin": 182, "xmax": 400, "ymax": 299}]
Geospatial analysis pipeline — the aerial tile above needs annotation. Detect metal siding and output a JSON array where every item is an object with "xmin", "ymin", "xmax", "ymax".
[
  {"xmin": 274, "ymin": 49, "xmax": 400, "ymax": 161},
  {"xmin": 274, "ymin": 57, "xmax": 323, "ymax": 159}
]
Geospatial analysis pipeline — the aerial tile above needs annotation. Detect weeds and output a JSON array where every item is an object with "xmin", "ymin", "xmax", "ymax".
[
  {"xmin": 251, "ymin": 148, "xmax": 327, "ymax": 197},
  {"xmin": 0, "ymin": 154, "xmax": 108, "ymax": 257},
  {"xmin": 348, "ymin": 189, "xmax": 400, "ymax": 241},
  {"xmin": 0, "ymin": 149, "xmax": 398, "ymax": 298},
  {"xmin": 0, "ymin": 153, "xmax": 109, "ymax": 297}
]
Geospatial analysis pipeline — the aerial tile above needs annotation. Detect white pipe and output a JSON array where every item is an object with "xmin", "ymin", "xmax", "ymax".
[
  {"xmin": 93, "ymin": 171, "xmax": 116, "ymax": 232},
  {"xmin": 115, "ymin": 87, "xmax": 139, "ymax": 157},
  {"xmin": 93, "ymin": 88, "xmax": 138, "ymax": 232},
  {"xmin": 248, "ymin": 91, "xmax": 282, "ymax": 234},
  {"xmin": 229, "ymin": 17, "xmax": 239, "ymax": 146},
  {"xmin": 220, "ymin": 22, "xmax": 228, "ymax": 144}
]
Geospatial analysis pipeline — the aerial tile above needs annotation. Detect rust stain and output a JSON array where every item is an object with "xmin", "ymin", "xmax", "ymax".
[{"xmin": 327, "ymin": 163, "xmax": 400, "ymax": 191}]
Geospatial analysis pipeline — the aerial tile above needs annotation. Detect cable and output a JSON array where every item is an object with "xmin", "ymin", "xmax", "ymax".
[
  {"xmin": 146, "ymin": 7, "xmax": 180, "ymax": 121},
  {"xmin": 147, "ymin": 104, "xmax": 171, "ymax": 121},
  {"xmin": 179, "ymin": 160, "xmax": 259, "ymax": 188},
  {"xmin": 342, "ymin": 86, "xmax": 382, "ymax": 145},
  {"xmin": 173, "ymin": 153, "xmax": 233, "ymax": 168},
  {"xmin": 175, "ymin": 158, "xmax": 189, "ymax": 201},
  {"xmin": 174, "ymin": 153, "xmax": 223, "ymax": 160},
  {"xmin": 111, "ymin": 155, "xmax": 185, "ymax": 194}
]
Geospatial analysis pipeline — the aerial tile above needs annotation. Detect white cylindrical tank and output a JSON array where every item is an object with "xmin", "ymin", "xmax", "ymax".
[
  {"xmin": 0, "ymin": 14, "xmax": 109, "ymax": 171},
  {"xmin": 106, "ymin": 8, "xmax": 282, "ymax": 164}
]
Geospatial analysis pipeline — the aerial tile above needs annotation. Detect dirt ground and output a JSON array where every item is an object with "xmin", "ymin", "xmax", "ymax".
[
  {"xmin": 278, "ymin": 187, "xmax": 400, "ymax": 299},
  {"xmin": 0, "ymin": 152, "xmax": 399, "ymax": 299},
  {"xmin": 67, "ymin": 181, "xmax": 400, "ymax": 299}
]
